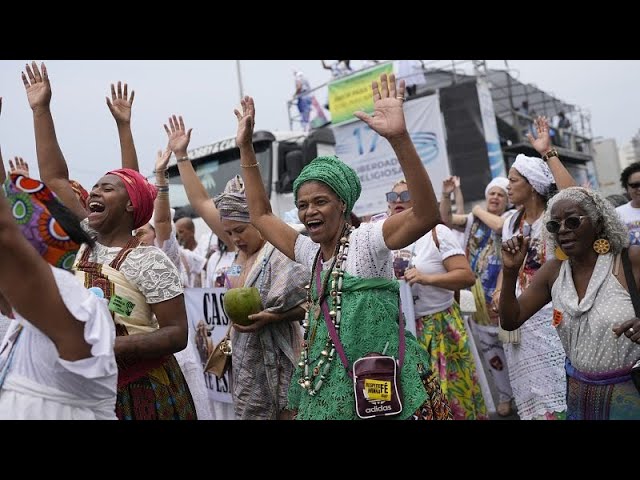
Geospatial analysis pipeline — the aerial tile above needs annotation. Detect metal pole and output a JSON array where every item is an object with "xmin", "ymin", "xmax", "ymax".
[{"xmin": 236, "ymin": 60, "xmax": 244, "ymax": 102}]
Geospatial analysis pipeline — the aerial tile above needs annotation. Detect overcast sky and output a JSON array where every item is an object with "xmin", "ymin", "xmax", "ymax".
[{"xmin": 1, "ymin": 59, "xmax": 639, "ymax": 190}]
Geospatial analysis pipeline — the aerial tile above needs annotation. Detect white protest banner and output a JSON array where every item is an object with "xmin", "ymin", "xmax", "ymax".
[
  {"xmin": 332, "ymin": 93, "xmax": 450, "ymax": 217},
  {"xmin": 184, "ymin": 288, "xmax": 233, "ymax": 404}
]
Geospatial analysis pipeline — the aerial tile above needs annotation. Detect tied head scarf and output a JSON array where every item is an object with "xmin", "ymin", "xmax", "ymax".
[
  {"xmin": 293, "ymin": 155, "xmax": 361, "ymax": 214},
  {"xmin": 3, "ymin": 175, "xmax": 82, "ymax": 271},
  {"xmin": 214, "ymin": 175, "xmax": 250, "ymax": 222},
  {"xmin": 105, "ymin": 168, "xmax": 158, "ymax": 229},
  {"xmin": 512, "ymin": 154, "xmax": 554, "ymax": 197},
  {"xmin": 484, "ymin": 176, "xmax": 509, "ymax": 199}
]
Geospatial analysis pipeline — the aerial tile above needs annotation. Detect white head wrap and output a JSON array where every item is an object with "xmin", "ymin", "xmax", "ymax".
[
  {"xmin": 484, "ymin": 176, "xmax": 509, "ymax": 199},
  {"xmin": 511, "ymin": 154, "xmax": 554, "ymax": 197}
]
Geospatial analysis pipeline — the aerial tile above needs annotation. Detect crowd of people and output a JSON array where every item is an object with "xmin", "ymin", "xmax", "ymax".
[{"xmin": 0, "ymin": 62, "xmax": 638, "ymax": 420}]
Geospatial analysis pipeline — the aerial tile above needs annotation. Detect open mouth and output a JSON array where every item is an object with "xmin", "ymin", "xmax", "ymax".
[
  {"xmin": 87, "ymin": 200, "xmax": 106, "ymax": 223},
  {"xmin": 305, "ymin": 219, "xmax": 323, "ymax": 234}
]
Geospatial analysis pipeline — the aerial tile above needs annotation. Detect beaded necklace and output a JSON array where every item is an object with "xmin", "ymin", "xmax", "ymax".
[{"xmin": 298, "ymin": 223, "xmax": 352, "ymax": 396}]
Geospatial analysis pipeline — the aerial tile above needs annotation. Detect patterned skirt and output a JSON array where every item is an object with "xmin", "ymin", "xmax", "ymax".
[
  {"xmin": 408, "ymin": 367, "xmax": 453, "ymax": 420},
  {"xmin": 416, "ymin": 302, "xmax": 488, "ymax": 420},
  {"xmin": 567, "ymin": 377, "xmax": 640, "ymax": 420},
  {"xmin": 116, "ymin": 355, "xmax": 197, "ymax": 420}
]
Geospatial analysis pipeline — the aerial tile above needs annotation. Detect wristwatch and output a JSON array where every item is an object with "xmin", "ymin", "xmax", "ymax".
[{"xmin": 542, "ymin": 149, "xmax": 559, "ymax": 162}]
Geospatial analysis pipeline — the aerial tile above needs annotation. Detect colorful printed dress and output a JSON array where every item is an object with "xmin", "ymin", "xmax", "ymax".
[
  {"xmin": 464, "ymin": 212, "xmax": 514, "ymax": 406},
  {"xmin": 396, "ymin": 224, "xmax": 487, "ymax": 420}
]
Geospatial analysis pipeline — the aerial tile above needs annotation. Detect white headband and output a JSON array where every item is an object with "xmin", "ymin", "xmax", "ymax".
[
  {"xmin": 485, "ymin": 176, "xmax": 509, "ymax": 198},
  {"xmin": 512, "ymin": 154, "xmax": 554, "ymax": 197}
]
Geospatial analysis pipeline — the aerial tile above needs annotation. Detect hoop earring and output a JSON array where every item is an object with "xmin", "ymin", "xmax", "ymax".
[{"xmin": 593, "ymin": 238, "xmax": 610, "ymax": 255}]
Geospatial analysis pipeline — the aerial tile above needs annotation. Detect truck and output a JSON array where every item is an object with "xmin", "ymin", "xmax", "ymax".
[{"xmin": 162, "ymin": 128, "xmax": 335, "ymax": 238}]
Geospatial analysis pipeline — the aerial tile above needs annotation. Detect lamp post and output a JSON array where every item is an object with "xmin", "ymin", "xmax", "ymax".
[{"xmin": 236, "ymin": 60, "xmax": 244, "ymax": 102}]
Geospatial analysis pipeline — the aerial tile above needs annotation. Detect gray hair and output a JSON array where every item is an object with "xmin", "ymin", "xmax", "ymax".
[{"xmin": 544, "ymin": 187, "xmax": 629, "ymax": 255}]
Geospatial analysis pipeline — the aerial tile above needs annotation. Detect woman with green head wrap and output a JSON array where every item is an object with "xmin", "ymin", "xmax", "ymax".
[{"xmin": 237, "ymin": 73, "xmax": 451, "ymax": 420}]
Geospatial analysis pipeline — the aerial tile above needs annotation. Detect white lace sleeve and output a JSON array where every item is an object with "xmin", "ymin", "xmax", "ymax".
[
  {"xmin": 344, "ymin": 222, "xmax": 394, "ymax": 279},
  {"xmin": 80, "ymin": 218, "xmax": 98, "ymax": 239},
  {"xmin": 434, "ymin": 224, "xmax": 466, "ymax": 260},
  {"xmin": 119, "ymin": 246, "xmax": 184, "ymax": 304},
  {"xmin": 154, "ymin": 234, "xmax": 181, "ymax": 267},
  {"xmin": 294, "ymin": 234, "xmax": 320, "ymax": 270}
]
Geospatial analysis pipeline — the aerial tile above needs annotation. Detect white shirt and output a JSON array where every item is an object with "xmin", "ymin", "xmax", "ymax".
[
  {"xmin": 401, "ymin": 224, "xmax": 466, "ymax": 317},
  {"xmin": 616, "ymin": 201, "xmax": 640, "ymax": 246},
  {"xmin": 0, "ymin": 266, "xmax": 117, "ymax": 420}
]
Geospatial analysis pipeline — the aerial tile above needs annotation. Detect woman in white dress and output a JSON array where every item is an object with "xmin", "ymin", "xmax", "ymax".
[{"xmin": 0, "ymin": 168, "xmax": 117, "ymax": 420}]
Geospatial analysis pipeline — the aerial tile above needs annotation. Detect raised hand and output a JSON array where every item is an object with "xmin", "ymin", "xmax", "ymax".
[
  {"xmin": 22, "ymin": 62, "xmax": 51, "ymax": 111},
  {"xmin": 526, "ymin": 116, "xmax": 553, "ymax": 155},
  {"xmin": 442, "ymin": 176, "xmax": 456, "ymax": 195},
  {"xmin": 164, "ymin": 115, "xmax": 193, "ymax": 155},
  {"xmin": 106, "ymin": 81, "xmax": 135, "ymax": 124},
  {"xmin": 501, "ymin": 234, "xmax": 529, "ymax": 271},
  {"xmin": 453, "ymin": 176, "xmax": 461, "ymax": 188},
  {"xmin": 8, "ymin": 157, "xmax": 30, "ymax": 177},
  {"xmin": 353, "ymin": 73, "xmax": 407, "ymax": 140},
  {"xmin": 234, "ymin": 96, "xmax": 255, "ymax": 149},
  {"xmin": 155, "ymin": 146, "xmax": 172, "ymax": 172}
]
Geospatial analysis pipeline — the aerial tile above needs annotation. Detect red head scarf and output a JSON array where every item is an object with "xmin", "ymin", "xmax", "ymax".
[
  {"xmin": 69, "ymin": 179, "xmax": 89, "ymax": 208},
  {"xmin": 105, "ymin": 168, "xmax": 157, "ymax": 229}
]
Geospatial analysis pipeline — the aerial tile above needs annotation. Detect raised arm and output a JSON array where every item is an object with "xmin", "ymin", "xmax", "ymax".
[
  {"xmin": 0, "ymin": 192, "xmax": 92, "ymax": 361},
  {"xmin": 498, "ymin": 234, "xmax": 558, "ymax": 330},
  {"xmin": 0, "ymin": 98, "xmax": 4, "ymax": 184},
  {"xmin": 152, "ymin": 146, "xmax": 173, "ymax": 243},
  {"xmin": 527, "ymin": 115, "xmax": 576, "ymax": 190},
  {"xmin": 354, "ymin": 74, "xmax": 440, "ymax": 250},
  {"xmin": 106, "ymin": 81, "xmax": 138, "ymax": 171},
  {"xmin": 471, "ymin": 205, "xmax": 505, "ymax": 233},
  {"xmin": 164, "ymin": 115, "xmax": 233, "ymax": 249},
  {"xmin": 453, "ymin": 176, "xmax": 465, "ymax": 215},
  {"xmin": 439, "ymin": 176, "xmax": 467, "ymax": 228},
  {"xmin": 21, "ymin": 62, "xmax": 86, "ymax": 219},
  {"xmin": 235, "ymin": 97, "xmax": 300, "ymax": 261}
]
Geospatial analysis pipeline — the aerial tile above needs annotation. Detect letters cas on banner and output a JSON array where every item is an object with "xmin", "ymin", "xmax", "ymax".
[{"xmin": 184, "ymin": 288, "xmax": 233, "ymax": 404}]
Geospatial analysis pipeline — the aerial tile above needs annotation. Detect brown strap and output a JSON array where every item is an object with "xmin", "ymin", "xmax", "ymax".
[
  {"xmin": 431, "ymin": 227, "xmax": 440, "ymax": 250},
  {"xmin": 110, "ymin": 237, "xmax": 141, "ymax": 270},
  {"xmin": 613, "ymin": 253, "xmax": 622, "ymax": 277}
]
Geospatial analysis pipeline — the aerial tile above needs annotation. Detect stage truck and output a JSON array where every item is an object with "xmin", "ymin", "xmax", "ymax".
[{"xmin": 161, "ymin": 128, "xmax": 335, "ymax": 236}]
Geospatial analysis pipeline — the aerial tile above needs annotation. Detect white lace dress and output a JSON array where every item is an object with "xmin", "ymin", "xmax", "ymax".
[{"xmin": 501, "ymin": 213, "xmax": 567, "ymax": 420}]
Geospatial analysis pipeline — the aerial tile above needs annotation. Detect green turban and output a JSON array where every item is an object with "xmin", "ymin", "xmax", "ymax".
[{"xmin": 293, "ymin": 155, "xmax": 361, "ymax": 214}]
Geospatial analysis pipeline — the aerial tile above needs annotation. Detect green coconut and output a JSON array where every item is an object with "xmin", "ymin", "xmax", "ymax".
[{"xmin": 223, "ymin": 287, "xmax": 263, "ymax": 326}]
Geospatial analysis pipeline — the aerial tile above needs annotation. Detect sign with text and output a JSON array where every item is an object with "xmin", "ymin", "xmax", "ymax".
[
  {"xmin": 328, "ymin": 62, "xmax": 393, "ymax": 125},
  {"xmin": 184, "ymin": 288, "xmax": 233, "ymax": 404},
  {"xmin": 332, "ymin": 93, "xmax": 450, "ymax": 217}
]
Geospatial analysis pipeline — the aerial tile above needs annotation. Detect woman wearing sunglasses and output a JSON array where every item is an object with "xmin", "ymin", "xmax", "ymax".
[
  {"xmin": 495, "ymin": 115, "xmax": 577, "ymax": 420},
  {"xmin": 385, "ymin": 180, "xmax": 487, "ymax": 419},
  {"xmin": 500, "ymin": 187, "xmax": 640, "ymax": 419}
]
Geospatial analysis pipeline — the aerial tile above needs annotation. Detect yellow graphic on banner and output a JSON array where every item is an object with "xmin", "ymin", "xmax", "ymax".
[
  {"xmin": 328, "ymin": 62, "xmax": 393, "ymax": 125},
  {"xmin": 364, "ymin": 379, "xmax": 392, "ymax": 401}
]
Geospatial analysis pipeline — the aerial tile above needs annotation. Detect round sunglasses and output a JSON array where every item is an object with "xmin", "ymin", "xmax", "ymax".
[
  {"xmin": 386, "ymin": 191, "xmax": 411, "ymax": 202},
  {"xmin": 545, "ymin": 215, "xmax": 588, "ymax": 234}
]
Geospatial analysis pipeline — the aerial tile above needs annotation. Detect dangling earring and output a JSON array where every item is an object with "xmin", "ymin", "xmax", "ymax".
[
  {"xmin": 593, "ymin": 238, "xmax": 610, "ymax": 255},
  {"xmin": 555, "ymin": 246, "xmax": 569, "ymax": 261}
]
